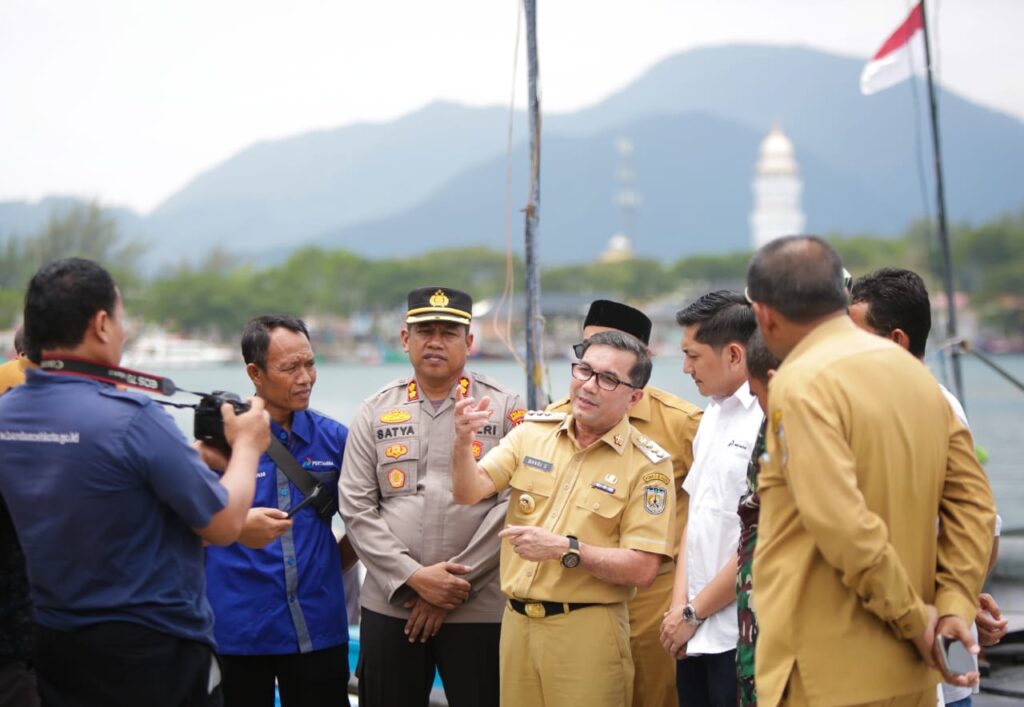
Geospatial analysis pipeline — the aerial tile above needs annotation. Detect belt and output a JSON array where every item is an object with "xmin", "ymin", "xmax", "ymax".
[{"xmin": 508, "ymin": 599, "xmax": 599, "ymax": 618}]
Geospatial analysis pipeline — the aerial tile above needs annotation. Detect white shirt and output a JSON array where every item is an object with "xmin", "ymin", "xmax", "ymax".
[
  {"xmin": 937, "ymin": 382, "xmax": 1001, "ymax": 704},
  {"xmin": 681, "ymin": 383, "xmax": 763, "ymax": 655}
]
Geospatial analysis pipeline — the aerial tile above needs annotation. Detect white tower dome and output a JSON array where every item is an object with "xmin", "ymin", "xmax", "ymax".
[{"xmin": 750, "ymin": 125, "xmax": 806, "ymax": 249}]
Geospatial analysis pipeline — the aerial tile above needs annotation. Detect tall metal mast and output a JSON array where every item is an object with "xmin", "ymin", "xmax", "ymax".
[
  {"xmin": 522, "ymin": 0, "xmax": 544, "ymax": 408},
  {"xmin": 919, "ymin": 1, "xmax": 965, "ymax": 407}
]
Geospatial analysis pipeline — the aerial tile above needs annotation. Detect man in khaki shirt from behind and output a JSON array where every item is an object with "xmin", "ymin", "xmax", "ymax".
[
  {"xmin": 745, "ymin": 236, "xmax": 995, "ymax": 707},
  {"xmin": 548, "ymin": 299, "xmax": 701, "ymax": 707},
  {"xmin": 452, "ymin": 330, "xmax": 676, "ymax": 707}
]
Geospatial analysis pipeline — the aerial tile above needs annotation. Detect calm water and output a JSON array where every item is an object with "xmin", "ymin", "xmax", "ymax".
[{"xmin": 158, "ymin": 354, "xmax": 1024, "ymax": 530}]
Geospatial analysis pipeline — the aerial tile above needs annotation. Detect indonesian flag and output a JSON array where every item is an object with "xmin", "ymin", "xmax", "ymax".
[{"xmin": 860, "ymin": 1, "xmax": 927, "ymax": 95}]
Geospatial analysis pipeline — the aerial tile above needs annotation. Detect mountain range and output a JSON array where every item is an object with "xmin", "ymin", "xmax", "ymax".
[{"xmin": 3, "ymin": 44, "xmax": 1023, "ymax": 267}]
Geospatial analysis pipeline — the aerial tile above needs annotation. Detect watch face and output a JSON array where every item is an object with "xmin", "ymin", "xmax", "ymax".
[{"xmin": 561, "ymin": 551, "xmax": 581, "ymax": 569}]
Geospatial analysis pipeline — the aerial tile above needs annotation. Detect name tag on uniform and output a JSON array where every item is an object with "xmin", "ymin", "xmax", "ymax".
[{"xmin": 523, "ymin": 456, "xmax": 553, "ymax": 472}]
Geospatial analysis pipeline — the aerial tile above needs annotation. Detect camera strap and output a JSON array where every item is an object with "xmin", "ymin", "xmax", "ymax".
[
  {"xmin": 266, "ymin": 439, "xmax": 338, "ymax": 520},
  {"xmin": 39, "ymin": 356, "xmax": 180, "ymax": 396}
]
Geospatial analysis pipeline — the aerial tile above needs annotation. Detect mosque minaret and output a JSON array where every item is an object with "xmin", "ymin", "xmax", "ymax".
[{"xmin": 750, "ymin": 125, "xmax": 805, "ymax": 249}]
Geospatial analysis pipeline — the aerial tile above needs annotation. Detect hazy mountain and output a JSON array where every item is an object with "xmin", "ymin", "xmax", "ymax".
[{"xmin": 4, "ymin": 45, "xmax": 1023, "ymax": 266}]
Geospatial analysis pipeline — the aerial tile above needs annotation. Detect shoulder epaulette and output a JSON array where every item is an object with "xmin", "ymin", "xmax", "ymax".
[
  {"xmin": 368, "ymin": 377, "xmax": 411, "ymax": 399},
  {"xmin": 632, "ymin": 432, "xmax": 671, "ymax": 464},
  {"xmin": 546, "ymin": 395, "xmax": 571, "ymax": 414},
  {"xmin": 646, "ymin": 386, "xmax": 702, "ymax": 416},
  {"xmin": 524, "ymin": 410, "xmax": 566, "ymax": 423}
]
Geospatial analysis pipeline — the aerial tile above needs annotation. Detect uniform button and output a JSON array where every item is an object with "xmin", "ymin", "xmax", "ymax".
[
  {"xmin": 563, "ymin": 484, "xmax": 569, "ymax": 490},
  {"xmin": 288, "ymin": 594, "xmax": 296, "ymax": 603},
  {"xmin": 592, "ymin": 502, "xmax": 600, "ymax": 510},
  {"xmin": 278, "ymin": 432, "xmax": 287, "ymax": 440},
  {"xmin": 280, "ymin": 489, "xmax": 288, "ymax": 497},
  {"xmin": 526, "ymin": 570, "xmax": 533, "ymax": 577},
  {"xmin": 528, "ymin": 483, "xmax": 534, "ymax": 491},
  {"xmin": 287, "ymin": 557, "xmax": 296, "ymax": 566}
]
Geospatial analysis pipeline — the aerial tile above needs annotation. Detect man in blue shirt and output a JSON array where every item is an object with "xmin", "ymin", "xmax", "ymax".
[
  {"xmin": 0, "ymin": 257, "xmax": 270, "ymax": 707},
  {"xmin": 206, "ymin": 315, "xmax": 352, "ymax": 707}
]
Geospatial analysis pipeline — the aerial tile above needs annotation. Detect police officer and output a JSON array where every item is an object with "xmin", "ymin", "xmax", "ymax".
[
  {"xmin": 549, "ymin": 300, "xmax": 701, "ymax": 707},
  {"xmin": 0, "ymin": 258, "xmax": 270, "ymax": 707},
  {"xmin": 746, "ymin": 237, "xmax": 995, "ymax": 706},
  {"xmin": 339, "ymin": 286, "xmax": 525, "ymax": 707},
  {"xmin": 205, "ymin": 315, "xmax": 352, "ymax": 707},
  {"xmin": 453, "ymin": 330, "xmax": 676, "ymax": 707}
]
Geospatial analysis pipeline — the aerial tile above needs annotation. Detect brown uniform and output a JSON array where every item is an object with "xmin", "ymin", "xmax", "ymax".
[
  {"xmin": 550, "ymin": 386, "xmax": 701, "ymax": 707},
  {"xmin": 479, "ymin": 411, "xmax": 676, "ymax": 707},
  {"xmin": 754, "ymin": 316, "xmax": 995, "ymax": 706}
]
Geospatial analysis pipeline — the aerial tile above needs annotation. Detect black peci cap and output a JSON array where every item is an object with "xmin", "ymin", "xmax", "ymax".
[
  {"xmin": 406, "ymin": 287, "xmax": 473, "ymax": 326},
  {"xmin": 583, "ymin": 299, "xmax": 652, "ymax": 345}
]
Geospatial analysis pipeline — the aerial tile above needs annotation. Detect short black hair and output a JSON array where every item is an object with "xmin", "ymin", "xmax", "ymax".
[
  {"xmin": 746, "ymin": 236, "xmax": 848, "ymax": 323},
  {"xmin": 241, "ymin": 315, "xmax": 310, "ymax": 370},
  {"xmin": 24, "ymin": 258, "xmax": 118, "ymax": 356},
  {"xmin": 579, "ymin": 330, "xmax": 653, "ymax": 388},
  {"xmin": 850, "ymin": 267, "xmax": 931, "ymax": 359},
  {"xmin": 745, "ymin": 329, "xmax": 781, "ymax": 382},
  {"xmin": 675, "ymin": 290, "xmax": 756, "ymax": 349}
]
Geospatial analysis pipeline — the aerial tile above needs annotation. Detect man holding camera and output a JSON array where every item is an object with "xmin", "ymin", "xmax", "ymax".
[
  {"xmin": 205, "ymin": 315, "xmax": 353, "ymax": 707},
  {"xmin": 0, "ymin": 258, "xmax": 270, "ymax": 707},
  {"xmin": 340, "ymin": 286, "xmax": 525, "ymax": 707}
]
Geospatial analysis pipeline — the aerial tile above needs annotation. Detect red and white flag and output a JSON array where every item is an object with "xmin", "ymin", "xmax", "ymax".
[{"xmin": 860, "ymin": 1, "xmax": 928, "ymax": 95}]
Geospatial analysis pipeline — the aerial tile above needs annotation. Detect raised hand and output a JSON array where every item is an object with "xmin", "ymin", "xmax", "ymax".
[{"xmin": 453, "ymin": 388, "xmax": 493, "ymax": 441}]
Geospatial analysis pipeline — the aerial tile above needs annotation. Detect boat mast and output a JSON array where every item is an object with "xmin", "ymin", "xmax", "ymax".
[
  {"xmin": 919, "ymin": 1, "xmax": 965, "ymax": 407},
  {"xmin": 522, "ymin": 0, "xmax": 544, "ymax": 408}
]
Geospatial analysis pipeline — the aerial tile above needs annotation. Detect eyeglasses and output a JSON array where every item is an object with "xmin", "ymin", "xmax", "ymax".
[
  {"xmin": 570, "ymin": 362, "xmax": 639, "ymax": 392},
  {"xmin": 743, "ymin": 287, "xmax": 754, "ymax": 305}
]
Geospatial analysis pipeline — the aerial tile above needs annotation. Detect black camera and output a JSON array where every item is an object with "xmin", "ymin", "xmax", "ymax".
[{"xmin": 194, "ymin": 391, "xmax": 251, "ymax": 454}]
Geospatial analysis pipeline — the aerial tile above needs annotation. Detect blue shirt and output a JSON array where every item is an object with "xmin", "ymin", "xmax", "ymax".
[
  {"xmin": 205, "ymin": 409, "xmax": 348, "ymax": 655},
  {"xmin": 0, "ymin": 369, "xmax": 228, "ymax": 646}
]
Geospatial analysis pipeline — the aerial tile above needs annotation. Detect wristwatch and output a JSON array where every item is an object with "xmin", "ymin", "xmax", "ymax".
[
  {"xmin": 682, "ymin": 602, "xmax": 704, "ymax": 627},
  {"xmin": 560, "ymin": 535, "xmax": 581, "ymax": 569}
]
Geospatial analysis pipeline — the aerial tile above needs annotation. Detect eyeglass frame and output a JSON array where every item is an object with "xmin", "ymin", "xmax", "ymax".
[{"xmin": 570, "ymin": 361, "xmax": 641, "ymax": 392}]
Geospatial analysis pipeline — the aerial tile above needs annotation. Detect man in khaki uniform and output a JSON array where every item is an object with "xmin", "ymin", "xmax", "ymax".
[
  {"xmin": 745, "ymin": 236, "xmax": 996, "ymax": 706},
  {"xmin": 549, "ymin": 299, "xmax": 701, "ymax": 707},
  {"xmin": 339, "ymin": 286, "xmax": 525, "ymax": 707},
  {"xmin": 452, "ymin": 330, "xmax": 676, "ymax": 707}
]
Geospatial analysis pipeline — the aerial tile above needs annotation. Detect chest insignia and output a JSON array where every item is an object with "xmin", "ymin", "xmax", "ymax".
[
  {"xmin": 523, "ymin": 456, "xmax": 553, "ymax": 472},
  {"xmin": 385, "ymin": 443, "xmax": 408, "ymax": 460},
  {"xmin": 380, "ymin": 409, "xmax": 412, "ymax": 424},
  {"xmin": 643, "ymin": 485, "xmax": 667, "ymax": 515},
  {"xmin": 613, "ymin": 434, "xmax": 624, "ymax": 447},
  {"xmin": 592, "ymin": 482, "xmax": 616, "ymax": 495},
  {"xmin": 376, "ymin": 425, "xmax": 415, "ymax": 440},
  {"xmin": 605, "ymin": 474, "xmax": 618, "ymax": 484},
  {"xmin": 518, "ymin": 493, "xmax": 536, "ymax": 514},
  {"xmin": 508, "ymin": 408, "xmax": 527, "ymax": 427},
  {"xmin": 387, "ymin": 468, "xmax": 407, "ymax": 489},
  {"xmin": 471, "ymin": 440, "xmax": 484, "ymax": 460}
]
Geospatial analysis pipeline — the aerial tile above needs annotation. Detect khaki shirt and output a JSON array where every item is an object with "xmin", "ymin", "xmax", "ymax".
[
  {"xmin": 549, "ymin": 386, "xmax": 701, "ymax": 552},
  {"xmin": 479, "ymin": 412, "xmax": 676, "ymax": 604},
  {"xmin": 339, "ymin": 372, "xmax": 525, "ymax": 623},
  {"xmin": 754, "ymin": 316, "xmax": 996, "ymax": 706}
]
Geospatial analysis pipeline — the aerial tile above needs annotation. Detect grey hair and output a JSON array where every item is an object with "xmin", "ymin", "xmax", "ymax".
[{"xmin": 579, "ymin": 330, "xmax": 652, "ymax": 388}]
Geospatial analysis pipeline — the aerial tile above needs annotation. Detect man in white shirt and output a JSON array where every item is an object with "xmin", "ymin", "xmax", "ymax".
[
  {"xmin": 850, "ymin": 267, "xmax": 1008, "ymax": 707},
  {"xmin": 660, "ymin": 291, "xmax": 763, "ymax": 707}
]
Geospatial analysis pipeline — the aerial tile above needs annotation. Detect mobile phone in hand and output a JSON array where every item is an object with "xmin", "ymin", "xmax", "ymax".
[{"xmin": 937, "ymin": 636, "xmax": 975, "ymax": 676}]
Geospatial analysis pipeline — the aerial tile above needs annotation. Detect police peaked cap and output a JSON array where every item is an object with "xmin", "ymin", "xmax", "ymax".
[
  {"xmin": 406, "ymin": 286, "xmax": 473, "ymax": 326},
  {"xmin": 583, "ymin": 299, "xmax": 652, "ymax": 345}
]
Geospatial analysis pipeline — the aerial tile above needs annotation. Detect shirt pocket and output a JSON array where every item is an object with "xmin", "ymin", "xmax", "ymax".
[
  {"xmin": 508, "ymin": 468, "xmax": 556, "ymax": 524},
  {"xmin": 572, "ymin": 484, "xmax": 629, "ymax": 541},
  {"xmin": 375, "ymin": 439, "xmax": 420, "ymax": 498}
]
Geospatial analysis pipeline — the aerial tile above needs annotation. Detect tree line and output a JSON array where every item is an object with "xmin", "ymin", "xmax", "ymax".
[{"xmin": 1, "ymin": 203, "xmax": 1022, "ymax": 339}]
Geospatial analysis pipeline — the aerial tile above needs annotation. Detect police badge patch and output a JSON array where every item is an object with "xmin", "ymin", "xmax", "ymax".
[{"xmin": 643, "ymin": 485, "xmax": 667, "ymax": 515}]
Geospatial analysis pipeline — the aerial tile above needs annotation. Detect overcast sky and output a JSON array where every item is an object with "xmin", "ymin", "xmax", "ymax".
[{"xmin": 2, "ymin": 0, "xmax": 1021, "ymax": 213}]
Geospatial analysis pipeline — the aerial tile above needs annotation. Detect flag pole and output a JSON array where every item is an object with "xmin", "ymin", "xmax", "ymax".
[
  {"xmin": 918, "ymin": 1, "xmax": 965, "ymax": 408},
  {"xmin": 522, "ymin": 0, "xmax": 544, "ymax": 409}
]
